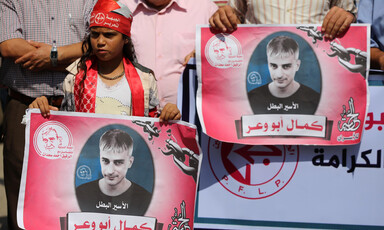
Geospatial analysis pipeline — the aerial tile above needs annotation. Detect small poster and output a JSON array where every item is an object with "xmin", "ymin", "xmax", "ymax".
[
  {"xmin": 196, "ymin": 25, "xmax": 370, "ymax": 145},
  {"xmin": 17, "ymin": 110, "xmax": 201, "ymax": 230}
]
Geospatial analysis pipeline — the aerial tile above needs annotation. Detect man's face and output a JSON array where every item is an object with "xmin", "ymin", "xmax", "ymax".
[
  {"xmin": 267, "ymin": 53, "xmax": 300, "ymax": 89},
  {"xmin": 42, "ymin": 131, "xmax": 59, "ymax": 150},
  {"xmin": 100, "ymin": 148, "xmax": 133, "ymax": 188},
  {"xmin": 213, "ymin": 42, "xmax": 230, "ymax": 61}
]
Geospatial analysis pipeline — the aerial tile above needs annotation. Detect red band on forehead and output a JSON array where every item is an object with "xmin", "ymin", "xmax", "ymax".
[
  {"xmin": 90, "ymin": 0, "xmax": 133, "ymax": 37},
  {"xmin": 90, "ymin": 11, "xmax": 132, "ymax": 37}
]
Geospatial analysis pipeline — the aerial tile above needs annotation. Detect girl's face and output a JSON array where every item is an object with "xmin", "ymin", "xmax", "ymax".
[{"xmin": 90, "ymin": 27, "xmax": 128, "ymax": 64}]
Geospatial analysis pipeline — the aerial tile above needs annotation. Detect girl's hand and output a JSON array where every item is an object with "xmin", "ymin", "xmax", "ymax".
[
  {"xmin": 159, "ymin": 103, "xmax": 181, "ymax": 123},
  {"xmin": 29, "ymin": 96, "xmax": 59, "ymax": 118}
]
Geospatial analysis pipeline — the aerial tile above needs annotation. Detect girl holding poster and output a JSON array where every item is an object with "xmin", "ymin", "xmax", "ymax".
[{"xmin": 29, "ymin": 0, "xmax": 181, "ymax": 122}]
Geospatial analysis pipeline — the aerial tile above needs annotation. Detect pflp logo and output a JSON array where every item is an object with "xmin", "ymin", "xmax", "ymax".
[
  {"xmin": 208, "ymin": 138, "xmax": 299, "ymax": 199},
  {"xmin": 33, "ymin": 121, "xmax": 74, "ymax": 160},
  {"xmin": 94, "ymin": 12, "xmax": 105, "ymax": 24},
  {"xmin": 205, "ymin": 33, "xmax": 243, "ymax": 69}
]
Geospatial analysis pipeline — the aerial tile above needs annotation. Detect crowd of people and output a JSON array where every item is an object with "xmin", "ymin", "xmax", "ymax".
[{"xmin": 0, "ymin": 0, "xmax": 383, "ymax": 229}]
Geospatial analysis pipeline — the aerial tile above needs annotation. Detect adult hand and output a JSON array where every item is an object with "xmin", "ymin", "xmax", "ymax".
[
  {"xmin": 15, "ymin": 40, "xmax": 52, "ymax": 71},
  {"xmin": 321, "ymin": 6, "xmax": 355, "ymax": 40},
  {"xmin": 29, "ymin": 96, "xmax": 58, "ymax": 118},
  {"xmin": 159, "ymin": 103, "xmax": 181, "ymax": 123},
  {"xmin": 371, "ymin": 48, "xmax": 384, "ymax": 71},
  {"xmin": 209, "ymin": 5, "xmax": 241, "ymax": 33},
  {"xmin": 183, "ymin": 50, "xmax": 195, "ymax": 66}
]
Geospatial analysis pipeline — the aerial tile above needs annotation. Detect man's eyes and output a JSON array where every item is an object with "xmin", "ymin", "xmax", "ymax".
[
  {"xmin": 270, "ymin": 64, "xmax": 292, "ymax": 69},
  {"xmin": 270, "ymin": 64, "xmax": 278, "ymax": 69},
  {"xmin": 114, "ymin": 161, "xmax": 124, "ymax": 166},
  {"xmin": 102, "ymin": 158, "xmax": 110, "ymax": 164},
  {"xmin": 282, "ymin": 64, "xmax": 292, "ymax": 69}
]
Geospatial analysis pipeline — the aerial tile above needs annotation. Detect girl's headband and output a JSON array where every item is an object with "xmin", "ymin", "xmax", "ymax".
[{"xmin": 90, "ymin": 0, "xmax": 133, "ymax": 37}]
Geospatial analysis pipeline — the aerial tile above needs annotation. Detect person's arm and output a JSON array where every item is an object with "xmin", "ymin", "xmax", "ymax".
[
  {"xmin": 159, "ymin": 103, "xmax": 181, "ymax": 123},
  {"xmin": 370, "ymin": 48, "xmax": 384, "ymax": 70},
  {"xmin": 29, "ymin": 96, "xmax": 59, "ymax": 117},
  {"xmin": 321, "ymin": 0, "xmax": 357, "ymax": 39},
  {"xmin": 14, "ymin": 41, "xmax": 84, "ymax": 72},
  {"xmin": 209, "ymin": 5, "xmax": 242, "ymax": 33},
  {"xmin": 183, "ymin": 50, "xmax": 195, "ymax": 66},
  {"xmin": 209, "ymin": 0, "xmax": 246, "ymax": 33},
  {"xmin": 0, "ymin": 38, "xmax": 37, "ymax": 60}
]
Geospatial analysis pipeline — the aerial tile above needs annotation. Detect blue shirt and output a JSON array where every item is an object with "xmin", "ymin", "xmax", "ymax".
[{"xmin": 357, "ymin": 0, "xmax": 384, "ymax": 50}]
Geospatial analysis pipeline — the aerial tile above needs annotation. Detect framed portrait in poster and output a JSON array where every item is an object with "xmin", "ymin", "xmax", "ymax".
[
  {"xmin": 17, "ymin": 110, "xmax": 201, "ymax": 230},
  {"xmin": 196, "ymin": 25, "xmax": 370, "ymax": 145}
]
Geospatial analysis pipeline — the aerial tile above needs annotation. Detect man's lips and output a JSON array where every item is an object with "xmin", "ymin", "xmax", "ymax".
[
  {"xmin": 106, "ymin": 176, "xmax": 116, "ymax": 180},
  {"xmin": 275, "ymin": 79, "xmax": 286, "ymax": 83}
]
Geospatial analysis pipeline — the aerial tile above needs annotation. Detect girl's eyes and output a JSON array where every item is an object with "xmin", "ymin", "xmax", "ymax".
[
  {"xmin": 90, "ymin": 33, "xmax": 99, "ymax": 38},
  {"xmin": 90, "ymin": 33, "xmax": 117, "ymax": 39}
]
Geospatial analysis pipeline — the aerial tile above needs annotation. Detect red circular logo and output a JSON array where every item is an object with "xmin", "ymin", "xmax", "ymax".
[
  {"xmin": 95, "ymin": 13, "xmax": 105, "ymax": 24},
  {"xmin": 208, "ymin": 138, "xmax": 299, "ymax": 199}
]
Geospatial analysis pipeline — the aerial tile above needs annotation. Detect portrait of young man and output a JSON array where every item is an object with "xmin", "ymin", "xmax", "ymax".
[
  {"xmin": 248, "ymin": 35, "xmax": 320, "ymax": 114},
  {"xmin": 76, "ymin": 129, "xmax": 152, "ymax": 216}
]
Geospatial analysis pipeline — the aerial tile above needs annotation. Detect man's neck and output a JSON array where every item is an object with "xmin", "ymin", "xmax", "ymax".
[
  {"xmin": 269, "ymin": 81, "xmax": 300, "ymax": 98},
  {"xmin": 99, "ymin": 178, "xmax": 132, "ymax": 197},
  {"xmin": 144, "ymin": 0, "xmax": 172, "ymax": 11}
]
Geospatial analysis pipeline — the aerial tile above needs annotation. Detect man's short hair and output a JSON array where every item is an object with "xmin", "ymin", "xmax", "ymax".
[
  {"xmin": 42, "ymin": 127, "xmax": 59, "ymax": 138},
  {"xmin": 213, "ymin": 37, "xmax": 230, "ymax": 51},
  {"xmin": 266, "ymin": 36, "xmax": 299, "ymax": 59},
  {"xmin": 99, "ymin": 129, "xmax": 133, "ymax": 155}
]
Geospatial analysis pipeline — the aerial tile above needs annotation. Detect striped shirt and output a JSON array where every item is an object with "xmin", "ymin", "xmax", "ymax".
[
  {"xmin": 0, "ymin": 0, "xmax": 96, "ymax": 98},
  {"xmin": 229, "ymin": 0, "xmax": 358, "ymax": 24}
]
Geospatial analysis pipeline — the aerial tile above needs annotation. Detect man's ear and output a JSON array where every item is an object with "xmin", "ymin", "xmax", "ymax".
[
  {"xmin": 128, "ymin": 156, "xmax": 134, "ymax": 168},
  {"xmin": 124, "ymin": 38, "xmax": 129, "ymax": 44},
  {"xmin": 296, "ymin": 59, "xmax": 301, "ymax": 70}
]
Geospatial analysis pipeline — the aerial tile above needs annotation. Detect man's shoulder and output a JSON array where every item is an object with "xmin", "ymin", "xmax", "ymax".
[
  {"xmin": 297, "ymin": 84, "xmax": 320, "ymax": 99},
  {"xmin": 129, "ymin": 182, "xmax": 151, "ymax": 197},
  {"xmin": 76, "ymin": 180, "xmax": 100, "ymax": 193},
  {"xmin": 248, "ymin": 84, "xmax": 270, "ymax": 97}
]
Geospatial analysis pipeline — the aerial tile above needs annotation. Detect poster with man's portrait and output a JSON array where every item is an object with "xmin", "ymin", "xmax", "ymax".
[
  {"xmin": 196, "ymin": 25, "xmax": 369, "ymax": 145},
  {"xmin": 17, "ymin": 110, "xmax": 201, "ymax": 230}
]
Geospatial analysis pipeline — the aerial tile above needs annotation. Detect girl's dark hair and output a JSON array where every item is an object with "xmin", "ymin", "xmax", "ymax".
[{"xmin": 77, "ymin": 33, "xmax": 137, "ymax": 90}]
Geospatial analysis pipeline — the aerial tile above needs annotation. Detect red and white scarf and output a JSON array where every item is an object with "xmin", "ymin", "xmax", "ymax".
[{"xmin": 74, "ymin": 57, "xmax": 144, "ymax": 116}]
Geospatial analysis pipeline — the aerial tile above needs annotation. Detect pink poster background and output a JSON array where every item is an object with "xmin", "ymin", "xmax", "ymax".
[
  {"xmin": 18, "ymin": 111, "xmax": 200, "ymax": 230},
  {"xmin": 196, "ymin": 25, "xmax": 369, "ymax": 145}
]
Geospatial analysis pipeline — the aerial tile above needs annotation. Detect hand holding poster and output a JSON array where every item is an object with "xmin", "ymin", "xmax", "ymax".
[
  {"xmin": 17, "ymin": 110, "xmax": 201, "ymax": 230},
  {"xmin": 196, "ymin": 25, "xmax": 369, "ymax": 145}
]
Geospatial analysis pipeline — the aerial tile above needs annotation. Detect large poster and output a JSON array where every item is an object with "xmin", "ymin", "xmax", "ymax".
[
  {"xmin": 195, "ymin": 86, "xmax": 384, "ymax": 229},
  {"xmin": 17, "ymin": 111, "xmax": 201, "ymax": 230},
  {"xmin": 196, "ymin": 25, "xmax": 370, "ymax": 145}
]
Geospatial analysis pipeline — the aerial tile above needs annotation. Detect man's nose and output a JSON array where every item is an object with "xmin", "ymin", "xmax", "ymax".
[
  {"xmin": 275, "ymin": 67, "xmax": 283, "ymax": 78},
  {"xmin": 105, "ymin": 164, "xmax": 115, "ymax": 174}
]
